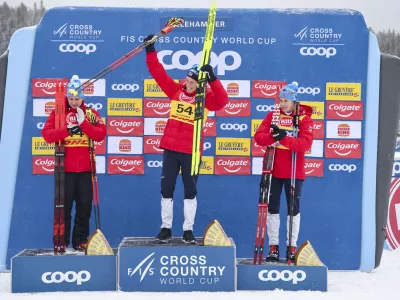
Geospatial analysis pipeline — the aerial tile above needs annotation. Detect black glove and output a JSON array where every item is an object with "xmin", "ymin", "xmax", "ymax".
[
  {"xmin": 200, "ymin": 64, "xmax": 217, "ymax": 82},
  {"xmin": 68, "ymin": 125, "xmax": 82, "ymax": 136},
  {"xmin": 270, "ymin": 124, "xmax": 287, "ymax": 141},
  {"xmin": 143, "ymin": 34, "xmax": 156, "ymax": 53}
]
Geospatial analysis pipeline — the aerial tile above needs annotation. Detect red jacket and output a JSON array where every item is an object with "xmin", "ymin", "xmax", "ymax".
[
  {"xmin": 254, "ymin": 105, "xmax": 314, "ymax": 180},
  {"xmin": 146, "ymin": 51, "xmax": 229, "ymax": 154},
  {"xmin": 41, "ymin": 100, "xmax": 106, "ymax": 172}
]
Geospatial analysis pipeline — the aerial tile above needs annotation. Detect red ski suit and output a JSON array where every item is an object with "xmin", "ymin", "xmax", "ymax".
[
  {"xmin": 254, "ymin": 105, "xmax": 314, "ymax": 180},
  {"xmin": 146, "ymin": 51, "xmax": 229, "ymax": 154},
  {"xmin": 41, "ymin": 100, "xmax": 106, "ymax": 173}
]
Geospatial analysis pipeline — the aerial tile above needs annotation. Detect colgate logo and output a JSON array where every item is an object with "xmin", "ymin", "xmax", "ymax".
[
  {"xmin": 252, "ymin": 138, "xmax": 266, "ymax": 156},
  {"xmin": 108, "ymin": 156, "xmax": 144, "ymax": 174},
  {"xmin": 108, "ymin": 118, "xmax": 144, "ymax": 136},
  {"xmin": 217, "ymin": 100, "xmax": 250, "ymax": 117},
  {"xmin": 327, "ymin": 102, "xmax": 363, "ymax": 120},
  {"xmin": 32, "ymin": 157, "xmax": 55, "ymax": 174},
  {"xmin": 215, "ymin": 157, "xmax": 251, "ymax": 175},
  {"xmin": 304, "ymin": 159, "xmax": 324, "ymax": 177},
  {"xmin": 325, "ymin": 140, "xmax": 362, "ymax": 158},
  {"xmin": 144, "ymin": 136, "xmax": 163, "ymax": 153},
  {"xmin": 203, "ymin": 119, "xmax": 217, "ymax": 136},
  {"xmin": 32, "ymin": 78, "xmax": 69, "ymax": 97},
  {"xmin": 252, "ymin": 80, "xmax": 286, "ymax": 98},
  {"xmin": 144, "ymin": 100, "xmax": 171, "ymax": 116}
]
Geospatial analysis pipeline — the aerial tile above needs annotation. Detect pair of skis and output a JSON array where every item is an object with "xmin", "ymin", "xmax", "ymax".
[
  {"xmin": 253, "ymin": 93, "xmax": 300, "ymax": 265},
  {"xmin": 191, "ymin": 0, "xmax": 218, "ymax": 176}
]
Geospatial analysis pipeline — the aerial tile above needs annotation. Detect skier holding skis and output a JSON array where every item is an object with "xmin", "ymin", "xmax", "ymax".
[
  {"xmin": 254, "ymin": 82, "xmax": 314, "ymax": 262},
  {"xmin": 143, "ymin": 34, "xmax": 229, "ymax": 244},
  {"xmin": 42, "ymin": 75, "xmax": 106, "ymax": 251}
]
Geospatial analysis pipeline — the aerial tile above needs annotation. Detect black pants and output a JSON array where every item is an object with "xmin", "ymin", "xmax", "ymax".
[
  {"xmin": 268, "ymin": 176, "xmax": 303, "ymax": 216},
  {"xmin": 64, "ymin": 172, "xmax": 93, "ymax": 247},
  {"xmin": 161, "ymin": 149, "xmax": 199, "ymax": 199}
]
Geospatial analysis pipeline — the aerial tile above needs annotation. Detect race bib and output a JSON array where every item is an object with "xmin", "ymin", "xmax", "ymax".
[{"xmin": 169, "ymin": 100, "xmax": 209, "ymax": 125}]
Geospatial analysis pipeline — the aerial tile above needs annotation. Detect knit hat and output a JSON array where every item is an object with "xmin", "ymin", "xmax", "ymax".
[
  {"xmin": 279, "ymin": 81, "xmax": 299, "ymax": 102},
  {"xmin": 186, "ymin": 64, "xmax": 200, "ymax": 81},
  {"xmin": 67, "ymin": 75, "xmax": 84, "ymax": 99}
]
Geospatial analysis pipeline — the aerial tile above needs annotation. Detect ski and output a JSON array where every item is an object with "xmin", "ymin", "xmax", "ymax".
[
  {"xmin": 253, "ymin": 93, "xmax": 282, "ymax": 264},
  {"xmin": 53, "ymin": 82, "xmax": 66, "ymax": 254},
  {"xmin": 76, "ymin": 17, "xmax": 184, "ymax": 93},
  {"xmin": 287, "ymin": 101, "xmax": 300, "ymax": 265},
  {"xmin": 191, "ymin": 0, "xmax": 217, "ymax": 176}
]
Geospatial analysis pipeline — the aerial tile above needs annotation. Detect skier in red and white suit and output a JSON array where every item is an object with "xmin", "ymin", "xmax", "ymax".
[{"xmin": 143, "ymin": 34, "xmax": 229, "ymax": 244}]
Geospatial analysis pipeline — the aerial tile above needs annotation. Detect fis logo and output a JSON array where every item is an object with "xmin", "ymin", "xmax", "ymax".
[{"xmin": 127, "ymin": 252, "xmax": 156, "ymax": 282}]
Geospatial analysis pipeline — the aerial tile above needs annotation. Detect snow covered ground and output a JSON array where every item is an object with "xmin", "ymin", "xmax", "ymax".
[{"xmin": 1, "ymin": 249, "xmax": 399, "ymax": 299}]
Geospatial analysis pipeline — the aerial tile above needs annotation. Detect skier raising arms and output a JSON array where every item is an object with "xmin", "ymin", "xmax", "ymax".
[
  {"xmin": 143, "ymin": 34, "xmax": 229, "ymax": 244},
  {"xmin": 42, "ymin": 75, "xmax": 106, "ymax": 251},
  {"xmin": 254, "ymin": 82, "xmax": 314, "ymax": 262}
]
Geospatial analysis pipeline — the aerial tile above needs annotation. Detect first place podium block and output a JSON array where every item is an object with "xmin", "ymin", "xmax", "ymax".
[
  {"xmin": 11, "ymin": 249, "xmax": 117, "ymax": 293},
  {"xmin": 118, "ymin": 237, "xmax": 236, "ymax": 292}
]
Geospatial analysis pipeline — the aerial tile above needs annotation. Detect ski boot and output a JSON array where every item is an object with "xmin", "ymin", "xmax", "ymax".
[
  {"xmin": 286, "ymin": 246, "xmax": 296, "ymax": 264},
  {"xmin": 155, "ymin": 228, "xmax": 172, "ymax": 244},
  {"xmin": 265, "ymin": 245, "xmax": 280, "ymax": 262},
  {"xmin": 182, "ymin": 230, "xmax": 197, "ymax": 244}
]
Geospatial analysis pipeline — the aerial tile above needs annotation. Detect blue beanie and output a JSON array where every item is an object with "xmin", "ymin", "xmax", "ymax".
[
  {"xmin": 279, "ymin": 81, "xmax": 299, "ymax": 102},
  {"xmin": 186, "ymin": 64, "xmax": 200, "ymax": 81},
  {"xmin": 67, "ymin": 75, "xmax": 84, "ymax": 99}
]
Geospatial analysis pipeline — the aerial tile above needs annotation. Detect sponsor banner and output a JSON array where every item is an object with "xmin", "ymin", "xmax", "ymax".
[
  {"xmin": 305, "ymin": 140, "xmax": 324, "ymax": 158},
  {"xmin": 145, "ymin": 156, "xmax": 164, "ymax": 170},
  {"xmin": 326, "ymin": 101, "xmax": 363, "ymax": 120},
  {"xmin": 144, "ymin": 99, "xmax": 171, "ymax": 117},
  {"xmin": 216, "ymin": 99, "xmax": 251, "ymax": 117},
  {"xmin": 393, "ymin": 160, "xmax": 400, "ymax": 178},
  {"xmin": 32, "ymin": 156, "xmax": 54, "ymax": 174},
  {"xmin": 79, "ymin": 79, "xmax": 106, "ymax": 97},
  {"xmin": 313, "ymin": 121, "xmax": 325, "ymax": 139},
  {"xmin": 33, "ymin": 99, "xmax": 56, "ymax": 117},
  {"xmin": 215, "ymin": 157, "xmax": 251, "ymax": 175},
  {"xmin": 203, "ymin": 118, "xmax": 217, "ymax": 137},
  {"xmin": 143, "ymin": 136, "xmax": 163, "ymax": 154},
  {"xmin": 251, "ymin": 120, "xmax": 263, "ymax": 137},
  {"xmin": 326, "ymin": 82, "xmax": 361, "ymax": 101},
  {"xmin": 324, "ymin": 140, "xmax": 362, "ymax": 158},
  {"xmin": 107, "ymin": 156, "xmax": 145, "ymax": 174},
  {"xmin": 94, "ymin": 139, "xmax": 106, "ymax": 155},
  {"xmin": 304, "ymin": 159, "xmax": 324, "ymax": 177},
  {"xmin": 251, "ymin": 80, "xmax": 286, "ymax": 98},
  {"xmin": 107, "ymin": 137, "xmax": 143, "ymax": 154},
  {"xmin": 144, "ymin": 79, "xmax": 178, "ymax": 97},
  {"xmin": 200, "ymin": 156, "xmax": 214, "ymax": 175},
  {"xmin": 251, "ymin": 138, "xmax": 266, "ymax": 156},
  {"xmin": 252, "ymin": 157, "xmax": 262, "ymax": 175},
  {"xmin": 107, "ymin": 98, "xmax": 142, "ymax": 116},
  {"xmin": 300, "ymin": 101, "xmax": 325, "ymax": 120},
  {"xmin": 326, "ymin": 121, "xmax": 362, "ymax": 139},
  {"xmin": 220, "ymin": 80, "xmax": 250, "ymax": 98},
  {"xmin": 110, "ymin": 82, "xmax": 140, "ymax": 94},
  {"xmin": 203, "ymin": 138, "xmax": 215, "ymax": 156},
  {"xmin": 95, "ymin": 156, "xmax": 106, "ymax": 174},
  {"xmin": 144, "ymin": 118, "xmax": 168, "ymax": 135},
  {"xmin": 296, "ymin": 86, "xmax": 322, "ymax": 98},
  {"xmin": 251, "ymin": 99, "xmax": 276, "ymax": 119},
  {"xmin": 32, "ymin": 137, "xmax": 54, "ymax": 155},
  {"xmin": 217, "ymin": 119, "xmax": 251, "ymax": 138},
  {"xmin": 216, "ymin": 138, "xmax": 250, "ymax": 156},
  {"xmin": 326, "ymin": 160, "xmax": 359, "ymax": 174},
  {"xmin": 107, "ymin": 117, "xmax": 144, "ymax": 136},
  {"xmin": 31, "ymin": 78, "xmax": 69, "ymax": 97}
]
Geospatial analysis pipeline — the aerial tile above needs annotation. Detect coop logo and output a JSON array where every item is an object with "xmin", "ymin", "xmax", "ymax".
[
  {"xmin": 258, "ymin": 270, "xmax": 306, "ymax": 284},
  {"xmin": 252, "ymin": 81, "xmax": 286, "ymax": 98},
  {"xmin": 144, "ymin": 99, "xmax": 171, "ymax": 116},
  {"xmin": 59, "ymin": 43, "xmax": 96, "ymax": 55},
  {"xmin": 294, "ymin": 26, "xmax": 343, "ymax": 44},
  {"xmin": 256, "ymin": 105, "xmax": 274, "ymax": 112},
  {"xmin": 300, "ymin": 47, "xmax": 337, "ymax": 58},
  {"xmin": 392, "ymin": 161, "xmax": 400, "ymax": 177},
  {"xmin": 147, "ymin": 161, "xmax": 163, "ymax": 168},
  {"xmin": 220, "ymin": 123, "xmax": 248, "ymax": 132},
  {"xmin": 328, "ymin": 164, "xmax": 357, "ymax": 173},
  {"xmin": 158, "ymin": 50, "xmax": 241, "ymax": 75},
  {"xmin": 215, "ymin": 157, "xmax": 251, "ymax": 175},
  {"xmin": 203, "ymin": 142, "xmax": 212, "ymax": 151},
  {"xmin": 42, "ymin": 271, "xmax": 91, "ymax": 285},
  {"xmin": 53, "ymin": 23, "xmax": 103, "ymax": 40},
  {"xmin": 108, "ymin": 156, "xmax": 144, "ymax": 174},
  {"xmin": 325, "ymin": 140, "xmax": 362, "ymax": 158},
  {"xmin": 86, "ymin": 103, "xmax": 103, "ymax": 110},
  {"xmin": 217, "ymin": 100, "xmax": 250, "ymax": 116},
  {"xmin": 37, "ymin": 122, "xmax": 45, "ymax": 129},
  {"xmin": 297, "ymin": 87, "xmax": 320, "ymax": 96},
  {"xmin": 112, "ymin": 83, "xmax": 139, "ymax": 92}
]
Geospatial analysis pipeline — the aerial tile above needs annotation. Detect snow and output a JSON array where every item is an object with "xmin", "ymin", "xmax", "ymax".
[{"xmin": 0, "ymin": 249, "xmax": 399, "ymax": 299}]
